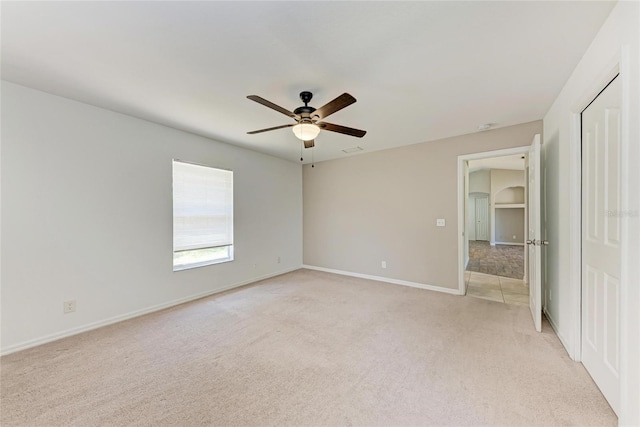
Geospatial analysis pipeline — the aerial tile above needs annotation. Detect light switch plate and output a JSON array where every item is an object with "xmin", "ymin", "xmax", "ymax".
[{"xmin": 436, "ymin": 219, "xmax": 446, "ymax": 227}]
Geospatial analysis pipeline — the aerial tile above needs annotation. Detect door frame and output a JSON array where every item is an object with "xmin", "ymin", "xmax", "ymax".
[
  {"xmin": 568, "ymin": 48, "xmax": 639, "ymax": 423},
  {"xmin": 568, "ymin": 59, "xmax": 620, "ymax": 362},
  {"xmin": 457, "ymin": 145, "xmax": 530, "ymax": 294}
]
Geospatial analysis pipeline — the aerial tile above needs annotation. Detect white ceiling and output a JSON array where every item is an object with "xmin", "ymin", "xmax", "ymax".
[
  {"xmin": 1, "ymin": 1, "xmax": 615, "ymax": 164},
  {"xmin": 469, "ymin": 154, "xmax": 525, "ymax": 172}
]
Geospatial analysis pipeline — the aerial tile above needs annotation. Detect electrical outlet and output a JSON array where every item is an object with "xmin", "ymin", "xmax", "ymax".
[
  {"xmin": 63, "ymin": 300, "xmax": 76, "ymax": 314},
  {"xmin": 513, "ymin": 235, "xmax": 517, "ymax": 240},
  {"xmin": 436, "ymin": 219, "xmax": 446, "ymax": 227},
  {"xmin": 381, "ymin": 261, "xmax": 387, "ymax": 269}
]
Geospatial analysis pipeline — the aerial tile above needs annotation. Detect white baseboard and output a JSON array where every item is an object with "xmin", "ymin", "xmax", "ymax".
[
  {"xmin": 302, "ymin": 265, "xmax": 462, "ymax": 296},
  {"xmin": 544, "ymin": 308, "xmax": 573, "ymax": 359},
  {"xmin": 0, "ymin": 267, "xmax": 300, "ymax": 356},
  {"xmin": 495, "ymin": 241, "xmax": 525, "ymax": 246}
]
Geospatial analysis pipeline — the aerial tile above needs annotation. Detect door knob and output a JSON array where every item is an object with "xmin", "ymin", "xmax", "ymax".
[{"xmin": 527, "ymin": 240, "xmax": 549, "ymax": 246}]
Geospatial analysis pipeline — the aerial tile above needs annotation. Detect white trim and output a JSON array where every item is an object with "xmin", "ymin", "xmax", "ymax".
[
  {"xmin": 617, "ymin": 45, "xmax": 639, "ymax": 426},
  {"xmin": 544, "ymin": 307, "xmax": 570, "ymax": 353},
  {"xmin": 494, "ymin": 242, "xmax": 525, "ymax": 246},
  {"xmin": 302, "ymin": 265, "xmax": 462, "ymax": 296},
  {"xmin": 0, "ymin": 267, "xmax": 299, "ymax": 356},
  {"xmin": 457, "ymin": 156, "xmax": 466, "ymax": 295},
  {"xmin": 494, "ymin": 203, "xmax": 525, "ymax": 209},
  {"xmin": 569, "ymin": 111, "xmax": 582, "ymax": 362},
  {"xmin": 457, "ymin": 146, "xmax": 530, "ymax": 296}
]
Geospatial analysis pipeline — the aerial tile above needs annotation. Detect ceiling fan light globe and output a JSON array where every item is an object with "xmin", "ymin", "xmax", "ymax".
[{"xmin": 292, "ymin": 123, "xmax": 320, "ymax": 141}]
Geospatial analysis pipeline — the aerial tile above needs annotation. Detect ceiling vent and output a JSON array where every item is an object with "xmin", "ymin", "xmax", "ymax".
[
  {"xmin": 342, "ymin": 146, "xmax": 363, "ymax": 154},
  {"xmin": 477, "ymin": 123, "xmax": 494, "ymax": 131}
]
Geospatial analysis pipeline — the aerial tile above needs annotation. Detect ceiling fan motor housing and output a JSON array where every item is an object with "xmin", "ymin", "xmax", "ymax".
[
  {"xmin": 294, "ymin": 91, "xmax": 319, "ymax": 122},
  {"xmin": 293, "ymin": 92, "xmax": 316, "ymax": 121},
  {"xmin": 299, "ymin": 91, "xmax": 313, "ymax": 105}
]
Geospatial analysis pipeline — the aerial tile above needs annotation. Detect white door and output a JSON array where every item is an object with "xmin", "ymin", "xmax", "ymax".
[
  {"xmin": 581, "ymin": 76, "xmax": 621, "ymax": 414},
  {"xmin": 475, "ymin": 196, "xmax": 489, "ymax": 241},
  {"xmin": 527, "ymin": 134, "xmax": 542, "ymax": 332},
  {"xmin": 467, "ymin": 197, "xmax": 477, "ymax": 241}
]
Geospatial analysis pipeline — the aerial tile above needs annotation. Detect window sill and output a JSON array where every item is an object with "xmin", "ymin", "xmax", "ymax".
[{"xmin": 173, "ymin": 257, "xmax": 234, "ymax": 272}]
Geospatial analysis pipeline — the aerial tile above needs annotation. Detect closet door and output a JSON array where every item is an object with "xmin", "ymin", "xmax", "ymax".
[
  {"xmin": 581, "ymin": 76, "xmax": 621, "ymax": 414},
  {"xmin": 475, "ymin": 196, "xmax": 489, "ymax": 241},
  {"xmin": 467, "ymin": 197, "xmax": 477, "ymax": 240}
]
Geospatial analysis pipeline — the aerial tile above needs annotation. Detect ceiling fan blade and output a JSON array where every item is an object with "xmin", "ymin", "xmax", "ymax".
[
  {"xmin": 314, "ymin": 93, "xmax": 356, "ymax": 120},
  {"xmin": 318, "ymin": 122, "xmax": 366, "ymax": 138},
  {"xmin": 247, "ymin": 123, "xmax": 295, "ymax": 134},
  {"xmin": 247, "ymin": 95, "xmax": 299, "ymax": 119},
  {"xmin": 304, "ymin": 140, "xmax": 315, "ymax": 149}
]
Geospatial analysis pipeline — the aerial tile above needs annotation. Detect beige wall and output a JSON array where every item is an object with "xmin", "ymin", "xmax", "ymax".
[
  {"xmin": 303, "ymin": 120, "xmax": 542, "ymax": 290},
  {"xmin": 495, "ymin": 209, "xmax": 525, "ymax": 244},
  {"xmin": 469, "ymin": 169, "xmax": 490, "ymax": 194}
]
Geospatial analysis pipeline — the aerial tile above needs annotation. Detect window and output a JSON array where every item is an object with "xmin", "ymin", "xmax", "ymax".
[{"xmin": 172, "ymin": 160, "xmax": 233, "ymax": 270}]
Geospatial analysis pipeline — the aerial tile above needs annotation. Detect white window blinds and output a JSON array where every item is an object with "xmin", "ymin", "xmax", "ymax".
[{"xmin": 172, "ymin": 160, "xmax": 233, "ymax": 252}]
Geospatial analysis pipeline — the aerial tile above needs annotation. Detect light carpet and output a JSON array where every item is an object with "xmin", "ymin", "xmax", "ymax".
[{"xmin": 1, "ymin": 269, "xmax": 615, "ymax": 426}]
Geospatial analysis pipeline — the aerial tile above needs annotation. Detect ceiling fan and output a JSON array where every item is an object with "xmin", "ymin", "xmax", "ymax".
[{"xmin": 246, "ymin": 91, "xmax": 366, "ymax": 148}]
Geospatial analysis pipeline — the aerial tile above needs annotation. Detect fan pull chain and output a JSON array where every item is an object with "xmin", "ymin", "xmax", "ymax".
[
  {"xmin": 312, "ymin": 146, "xmax": 315, "ymax": 168},
  {"xmin": 300, "ymin": 142, "xmax": 303, "ymax": 162}
]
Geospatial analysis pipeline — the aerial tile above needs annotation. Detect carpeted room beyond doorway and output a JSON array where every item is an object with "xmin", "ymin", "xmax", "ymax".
[
  {"xmin": 467, "ymin": 240, "xmax": 525, "ymax": 279},
  {"xmin": 0, "ymin": 269, "xmax": 615, "ymax": 426}
]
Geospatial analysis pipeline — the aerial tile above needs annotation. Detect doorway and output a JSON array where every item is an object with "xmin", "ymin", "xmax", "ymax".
[
  {"xmin": 463, "ymin": 153, "xmax": 528, "ymax": 305},
  {"xmin": 458, "ymin": 140, "xmax": 543, "ymax": 331}
]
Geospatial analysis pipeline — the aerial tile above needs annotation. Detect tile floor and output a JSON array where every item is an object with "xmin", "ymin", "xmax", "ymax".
[{"xmin": 465, "ymin": 271, "xmax": 529, "ymax": 305}]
